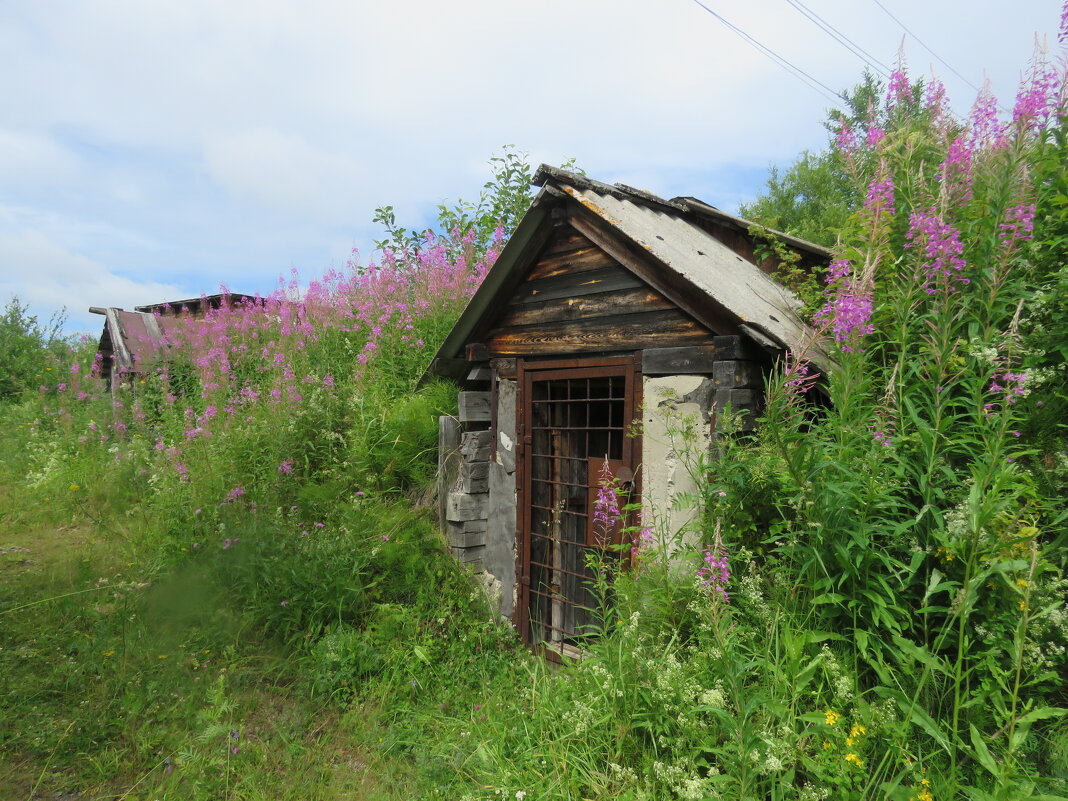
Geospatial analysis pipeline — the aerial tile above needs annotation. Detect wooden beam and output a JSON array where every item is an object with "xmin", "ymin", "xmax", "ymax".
[
  {"xmin": 641, "ymin": 345, "xmax": 718, "ymax": 375},
  {"xmin": 511, "ymin": 266, "xmax": 642, "ymax": 306},
  {"xmin": 566, "ymin": 205, "xmax": 740, "ymax": 337},
  {"xmin": 496, "ymin": 287, "xmax": 673, "ymax": 328},
  {"xmin": 487, "ymin": 309, "xmax": 712, "ymax": 356},
  {"xmin": 458, "ymin": 391, "xmax": 491, "ymax": 423}
]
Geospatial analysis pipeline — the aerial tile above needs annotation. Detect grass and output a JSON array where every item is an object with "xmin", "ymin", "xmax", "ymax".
[{"xmin": 0, "ymin": 481, "xmax": 443, "ymax": 801}]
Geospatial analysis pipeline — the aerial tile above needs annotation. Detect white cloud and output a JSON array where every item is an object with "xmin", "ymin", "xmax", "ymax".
[
  {"xmin": 0, "ymin": 227, "xmax": 185, "ymax": 332},
  {"xmin": 201, "ymin": 129, "xmax": 368, "ymax": 222},
  {"xmin": 0, "ymin": 0, "xmax": 1062, "ymax": 325}
]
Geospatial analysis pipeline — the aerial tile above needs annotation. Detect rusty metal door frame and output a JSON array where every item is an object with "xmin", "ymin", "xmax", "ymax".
[{"xmin": 513, "ymin": 354, "xmax": 642, "ymax": 654}]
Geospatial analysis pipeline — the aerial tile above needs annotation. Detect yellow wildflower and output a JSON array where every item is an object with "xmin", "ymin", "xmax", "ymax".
[
  {"xmin": 822, "ymin": 741, "xmax": 831, "ymax": 750},
  {"xmin": 68, "ymin": 483, "xmax": 79, "ymax": 491},
  {"xmin": 1015, "ymin": 578, "xmax": 1029, "ymax": 589},
  {"xmin": 824, "ymin": 709, "xmax": 842, "ymax": 726},
  {"xmin": 844, "ymin": 752, "xmax": 864, "ymax": 768}
]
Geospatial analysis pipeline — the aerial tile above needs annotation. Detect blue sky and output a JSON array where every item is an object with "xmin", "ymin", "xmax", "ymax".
[{"xmin": 1, "ymin": 0, "xmax": 1062, "ymax": 333}]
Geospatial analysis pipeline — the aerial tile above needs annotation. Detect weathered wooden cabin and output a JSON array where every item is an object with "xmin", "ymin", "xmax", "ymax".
[
  {"xmin": 428, "ymin": 165, "xmax": 828, "ymax": 656},
  {"xmin": 89, "ymin": 292, "xmax": 256, "ymax": 388}
]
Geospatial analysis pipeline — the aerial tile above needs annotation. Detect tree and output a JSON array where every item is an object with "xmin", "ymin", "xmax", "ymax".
[{"xmin": 0, "ymin": 297, "xmax": 66, "ymax": 401}]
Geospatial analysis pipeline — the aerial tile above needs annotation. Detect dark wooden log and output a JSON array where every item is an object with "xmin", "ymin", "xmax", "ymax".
[
  {"xmin": 539, "ymin": 228, "xmax": 588, "ymax": 256},
  {"xmin": 446, "ymin": 521, "xmax": 486, "ymax": 548},
  {"xmin": 458, "ymin": 391, "xmax": 491, "ymax": 423},
  {"xmin": 461, "ymin": 461, "xmax": 490, "ymax": 493},
  {"xmin": 487, "ymin": 309, "xmax": 712, "ymax": 356},
  {"xmin": 466, "ymin": 343, "xmax": 489, "ymax": 361},
  {"xmin": 490, "ymin": 358, "xmax": 517, "ymax": 378},
  {"xmin": 460, "ymin": 430, "xmax": 493, "ymax": 462},
  {"xmin": 450, "ymin": 544, "xmax": 486, "ymax": 568},
  {"xmin": 525, "ymin": 246, "xmax": 617, "ymax": 282},
  {"xmin": 512, "ymin": 266, "xmax": 643, "ymax": 306},
  {"xmin": 466, "ymin": 366, "xmax": 492, "ymax": 384},
  {"xmin": 437, "ymin": 415, "xmax": 462, "ymax": 529},
  {"xmin": 712, "ymin": 334, "xmax": 765, "ymax": 361},
  {"xmin": 713, "ymin": 360, "xmax": 763, "ymax": 389},
  {"xmin": 495, "ymin": 287, "xmax": 673, "ymax": 329},
  {"xmin": 446, "ymin": 491, "xmax": 488, "ymax": 522},
  {"xmin": 641, "ymin": 345, "xmax": 718, "ymax": 375},
  {"xmin": 566, "ymin": 206, "xmax": 741, "ymax": 337}
]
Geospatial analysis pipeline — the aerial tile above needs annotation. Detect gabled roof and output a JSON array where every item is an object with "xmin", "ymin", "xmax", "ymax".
[{"xmin": 429, "ymin": 165, "xmax": 830, "ymax": 378}]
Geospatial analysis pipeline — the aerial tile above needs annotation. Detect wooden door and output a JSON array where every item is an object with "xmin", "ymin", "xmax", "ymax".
[{"xmin": 515, "ymin": 356, "xmax": 641, "ymax": 654}]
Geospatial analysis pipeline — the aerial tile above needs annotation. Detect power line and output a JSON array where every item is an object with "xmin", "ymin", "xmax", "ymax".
[
  {"xmin": 870, "ymin": 0, "xmax": 982, "ymax": 93},
  {"xmin": 690, "ymin": 0, "xmax": 847, "ymax": 104},
  {"xmin": 785, "ymin": 0, "xmax": 892, "ymax": 78}
]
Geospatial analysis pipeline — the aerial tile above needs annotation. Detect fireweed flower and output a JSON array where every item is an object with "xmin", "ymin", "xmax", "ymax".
[
  {"xmin": 782, "ymin": 354, "xmax": 818, "ymax": 397},
  {"xmin": 905, "ymin": 209, "xmax": 969, "ymax": 295},
  {"xmin": 862, "ymin": 173, "xmax": 896, "ymax": 222},
  {"xmin": 886, "ymin": 68, "xmax": 911, "ymax": 108},
  {"xmin": 1013, "ymin": 62, "xmax": 1060, "ymax": 135},
  {"xmin": 937, "ymin": 136, "xmax": 973, "ymax": 207},
  {"xmin": 998, "ymin": 203, "xmax": 1036, "ymax": 252},
  {"xmin": 696, "ymin": 534, "xmax": 729, "ymax": 603},
  {"xmin": 815, "ymin": 259, "xmax": 873, "ymax": 353},
  {"xmin": 865, "ymin": 125, "xmax": 886, "ymax": 149},
  {"xmin": 835, "ymin": 120, "xmax": 858, "ymax": 155},
  {"xmin": 592, "ymin": 459, "xmax": 621, "ymax": 546},
  {"xmin": 970, "ymin": 83, "xmax": 1008, "ymax": 150}
]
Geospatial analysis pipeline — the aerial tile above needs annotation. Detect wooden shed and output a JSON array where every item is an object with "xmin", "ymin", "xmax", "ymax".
[
  {"xmin": 428, "ymin": 165, "xmax": 828, "ymax": 655},
  {"xmin": 89, "ymin": 292, "xmax": 256, "ymax": 388}
]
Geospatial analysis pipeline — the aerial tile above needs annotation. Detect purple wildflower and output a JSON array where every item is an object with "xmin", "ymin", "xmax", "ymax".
[
  {"xmin": 783, "ymin": 354, "xmax": 818, "ymax": 396},
  {"xmin": 815, "ymin": 259, "xmax": 873, "ymax": 353},
  {"xmin": 835, "ymin": 120, "xmax": 858, "ymax": 155},
  {"xmin": 865, "ymin": 125, "xmax": 886, "ymax": 148},
  {"xmin": 999, "ymin": 203, "xmax": 1035, "ymax": 251},
  {"xmin": 278, "ymin": 459, "xmax": 293, "ymax": 475},
  {"xmin": 886, "ymin": 68, "xmax": 911, "ymax": 108},
  {"xmin": 696, "ymin": 539, "xmax": 730, "ymax": 603},
  {"xmin": 905, "ymin": 209, "xmax": 969, "ymax": 294},
  {"xmin": 970, "ymin": 83, "xmax": 1007, "ymax": 149},
  {"xmin": 592, "ymin": 459, "xmax": 621, "ymax": 547},
  {"xmin": 862, "ymin": 173, "xmax": 895, "ymax": 221},
  {"xmin": 938, "ymin": 136, "xmax": 973, "ymax": 206}
]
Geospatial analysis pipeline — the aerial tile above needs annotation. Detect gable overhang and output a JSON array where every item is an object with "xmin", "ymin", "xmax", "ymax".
[{"xmin": 425, "ymin": 171, "xmax": 831, "ymax": 383}]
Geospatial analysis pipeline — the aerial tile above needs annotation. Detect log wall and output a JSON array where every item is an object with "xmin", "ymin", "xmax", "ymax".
[{"xmin": 483, "ymin": 227, "xmax": 715, "ymax": 357}]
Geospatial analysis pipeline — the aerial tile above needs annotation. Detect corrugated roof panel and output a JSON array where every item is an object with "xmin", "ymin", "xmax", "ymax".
[{"xmin": 562, "ymin": 184, "xmax": 825, "ymax": 361}]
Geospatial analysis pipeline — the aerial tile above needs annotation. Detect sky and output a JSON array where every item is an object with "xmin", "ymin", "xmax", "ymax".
[{"xmin": 1, "ymin": 0, "xmax": 1063, "ymax": 334}]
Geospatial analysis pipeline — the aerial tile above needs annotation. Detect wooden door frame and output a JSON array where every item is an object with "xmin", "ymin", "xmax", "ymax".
[{"xmin": 512, "ymin": 354, "xmax": 643, "ymax": 652}]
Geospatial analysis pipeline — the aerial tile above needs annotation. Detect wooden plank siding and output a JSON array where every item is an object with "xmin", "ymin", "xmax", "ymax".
[{"xmin": 483, "ymin": 227, "xmax": 715, "ymax": 357}]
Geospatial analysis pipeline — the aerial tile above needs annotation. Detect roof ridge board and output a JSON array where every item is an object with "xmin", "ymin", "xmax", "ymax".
[
  {"xmin": 533, "ymin": 164, "xmax": 685, "ymax": 215},
  {"xmin": 675, "ymin": 196, "xmax": 831, "ymax": 258}
]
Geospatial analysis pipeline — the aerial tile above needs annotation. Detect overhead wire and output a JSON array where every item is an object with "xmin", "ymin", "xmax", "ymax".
[
  {"xmin": 869, "ymin": 0, "xmax": 982, "ymax": 93},
  {"xmin": 689, "ymin": 0, "xmax": 847, "ymax": 104},
  {"xmin": 784, "ymin": 0, "xmax": 892, "ymax": 78}
]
